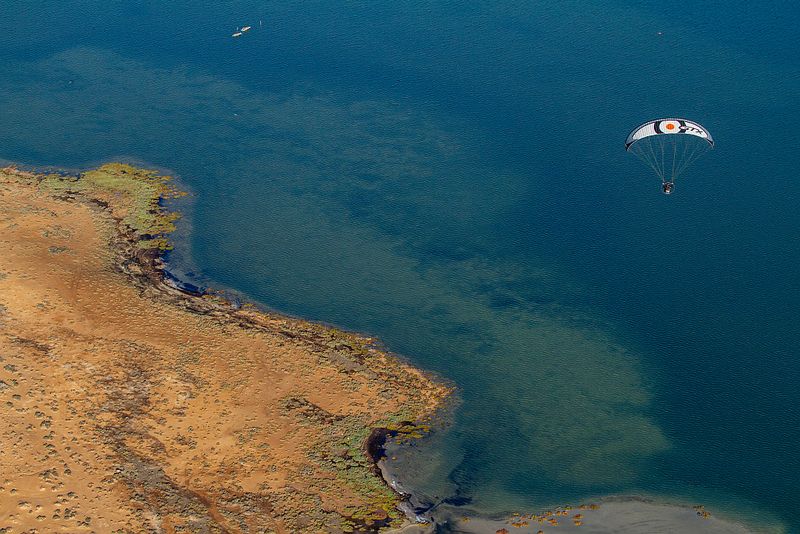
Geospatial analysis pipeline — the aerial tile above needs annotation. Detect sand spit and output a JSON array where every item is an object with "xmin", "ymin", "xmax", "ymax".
[
  {"xmin": 0, "ymin": 164, "xmax": 450, "ymax": 533},
  {"xmin": 409, "ymin": 499, "xmax": 755, "ymax": 534}
]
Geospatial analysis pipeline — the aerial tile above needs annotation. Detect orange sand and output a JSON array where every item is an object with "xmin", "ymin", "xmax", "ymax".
[{"xmin": 0, "ymin": 167, "xmax": 449, "ymax": 533}]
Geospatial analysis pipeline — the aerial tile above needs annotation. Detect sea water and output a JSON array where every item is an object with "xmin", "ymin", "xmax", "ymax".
[{"xmin": 1, "ymin": 1, "xmax": 798, "ymax": 530}]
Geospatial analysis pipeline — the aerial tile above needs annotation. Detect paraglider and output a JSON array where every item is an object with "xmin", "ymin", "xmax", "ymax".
[{"xmin": 625, "ymin": 118, "xmax": 714, "ymax": 194}]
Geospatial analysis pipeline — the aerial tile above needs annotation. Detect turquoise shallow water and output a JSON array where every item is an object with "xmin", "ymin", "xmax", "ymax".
[{"xmin": 1, "ymin": 1, "xmax": 799, "ymax": 530}]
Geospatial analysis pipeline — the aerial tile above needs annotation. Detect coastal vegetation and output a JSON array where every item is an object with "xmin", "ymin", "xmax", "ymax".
[
  {"xmin": 37, "ymin": 162, "xmax": 185, "ymax": 250},
  {"xmin": 0, "ymin": 164, "xmax": 449, "ymax": 533}
]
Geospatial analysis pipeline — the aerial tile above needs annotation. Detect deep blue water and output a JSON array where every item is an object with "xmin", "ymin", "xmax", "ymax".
[{"xmin": 1, "ymin": 1, "xmax": 799, "ymax": 530}]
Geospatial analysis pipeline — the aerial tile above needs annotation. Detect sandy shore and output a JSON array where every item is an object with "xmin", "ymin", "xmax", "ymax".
[{"xmin": 0, "ymin": 164, "xmax": 450, "ymax": 533}]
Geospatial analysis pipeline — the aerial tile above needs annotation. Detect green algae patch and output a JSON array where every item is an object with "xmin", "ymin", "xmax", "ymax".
[
  {"xmin": 39, "ymin": 163, "xmax": 184, "ymax": 250},
  {"xmin": 333, "ymin": 422, "xmax": 436, "ymax": 528},
  {"xmin": 284, "ymin": 357, "xmax": 447, "ymax": 531},
  {"xmin": 384, "ymin": 422, "xmax": 431, "ymax": 444},
  {"xmin": 296, "ymin": 410, "xmax": 413, "ymax": 530}
]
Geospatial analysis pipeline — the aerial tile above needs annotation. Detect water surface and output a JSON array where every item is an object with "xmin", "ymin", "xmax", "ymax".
[{"xmin": 1, "ymin": 1, "xmax": 798, "ymax": 530}]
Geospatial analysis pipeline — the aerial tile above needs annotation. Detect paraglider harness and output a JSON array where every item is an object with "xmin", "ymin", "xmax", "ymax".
[{"xmin": 662, "ymin": 181, "xmax": 675, "ymax": 195}]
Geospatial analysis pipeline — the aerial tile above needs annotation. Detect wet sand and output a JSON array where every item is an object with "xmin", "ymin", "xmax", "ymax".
[{"xmin": 0, "ymin": 164, "xmax": 449, "ymax": 533}]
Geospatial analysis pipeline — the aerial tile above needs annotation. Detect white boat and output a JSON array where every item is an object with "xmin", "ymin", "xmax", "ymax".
[
  {"xmin": 232, "ymin": 32, "xmax": 243, "ymax": 37},
  {"xmin": 241, "ymin": 26, "xmax": 251, "ymax": 32}
]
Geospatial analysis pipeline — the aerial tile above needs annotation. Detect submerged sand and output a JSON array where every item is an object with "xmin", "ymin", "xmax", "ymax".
[{"xmin": 0, "ymin": 164, "xmax": 449, "ymax": 533}]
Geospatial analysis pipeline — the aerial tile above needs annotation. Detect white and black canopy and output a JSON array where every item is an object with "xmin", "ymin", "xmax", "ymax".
[
  {"xmin": 625, "ymin": 118, "xmax": 714, "ymax": 150},
  {"xmin": 625, "ymin": 118, "xmax": 714, "ymax": 184}
]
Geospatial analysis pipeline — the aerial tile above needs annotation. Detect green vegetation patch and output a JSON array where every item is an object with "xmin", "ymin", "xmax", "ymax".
[{"xmin": 39, "ymin": 163, "xmax": 184, "ymax": 249}]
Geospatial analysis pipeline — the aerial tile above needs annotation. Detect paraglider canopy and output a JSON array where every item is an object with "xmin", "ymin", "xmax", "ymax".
[
  {"xmin": 625, "ymin": 118, "xmax": 714, "ymax": 150},
  {"xmin": 625, "ymin": 118, "xmax": 713, "ymax": 190}
]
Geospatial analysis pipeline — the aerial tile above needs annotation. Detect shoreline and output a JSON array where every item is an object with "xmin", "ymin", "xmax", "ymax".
[
  {"xmin": 121, "ymin": 166, "xmax": 458, "ymax": 532},
  {"xmin": 0, "ymin": 161, "xmax": 769, "ymax": 533},
  {"xmin": 0, "ymin": 162, "xmax": 451, "ymax": 532}
]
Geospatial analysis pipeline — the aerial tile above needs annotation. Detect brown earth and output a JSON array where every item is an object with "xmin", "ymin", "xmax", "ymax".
[{"xmin": 0, "ymin": 165, "xmax": 450, "ymax": 533}]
